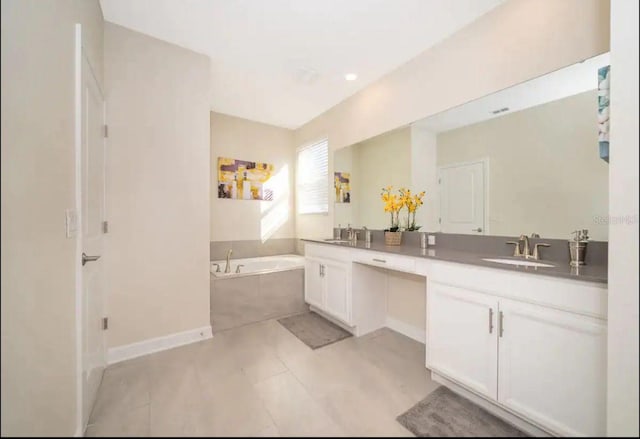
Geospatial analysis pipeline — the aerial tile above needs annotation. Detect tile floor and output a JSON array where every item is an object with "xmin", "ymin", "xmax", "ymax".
[{"xmin": 86, "ymin": 319, "xmax": 440, "ymax": 437}]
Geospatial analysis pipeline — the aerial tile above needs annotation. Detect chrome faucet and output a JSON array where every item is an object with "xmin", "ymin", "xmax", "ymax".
[
  {"xmin": 520, "ymin": 234, "xmax": 531, "ymax": 259},
  {"xmin": 506, "ymin": 234, "xmax": 550, "ymax": 260},
  {"xmin": 346, "ymin": 223, "xmax": 354, "ymax": 241},
  {"xmin": 224, "ymin": 249, "xmax": 233, "ymax": 273}
]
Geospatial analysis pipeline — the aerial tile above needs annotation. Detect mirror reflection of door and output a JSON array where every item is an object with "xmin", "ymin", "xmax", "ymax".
[{"xmin": 439, "ymin": 160, "xmax": 486, "ymax": 235}]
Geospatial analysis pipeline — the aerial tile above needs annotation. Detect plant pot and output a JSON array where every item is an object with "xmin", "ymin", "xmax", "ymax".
[{"xmin": 384, "ymin": 231, "xmax": 402, "ymax": 246}]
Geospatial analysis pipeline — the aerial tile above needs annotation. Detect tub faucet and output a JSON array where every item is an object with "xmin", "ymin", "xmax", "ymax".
[{"xmin": 224, "ymin": 249, "xmax": 233, "ymax": 273}]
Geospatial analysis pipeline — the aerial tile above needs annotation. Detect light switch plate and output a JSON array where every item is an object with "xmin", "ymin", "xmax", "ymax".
[
  {"xmin": 65, "ymin": 208, "xmax": 78, "ymax": 238},
  {"xmin": 428, "ymin": 234, "xmax": 436, "ymax": 246}
]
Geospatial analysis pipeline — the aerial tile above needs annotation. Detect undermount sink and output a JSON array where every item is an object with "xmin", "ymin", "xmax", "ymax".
[
  {"xmin": 482, "ymin": 258, "xmax": 555, "ymax": 268},
  {"xmin": 323, "ymin": 239, "xmax": 351, "ymax": 243}
]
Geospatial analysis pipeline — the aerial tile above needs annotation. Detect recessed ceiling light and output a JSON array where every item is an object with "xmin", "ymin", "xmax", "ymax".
[{"xmin": 345, "ymin": 73, "xmax": 358, "ymax": 81}]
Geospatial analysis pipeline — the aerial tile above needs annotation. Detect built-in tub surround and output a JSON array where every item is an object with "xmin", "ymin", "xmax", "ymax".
[
  {"xmin": 210, "ymin": 238, "xmax": 298, "ymax": 260},
  {"xmin": 210, "ymin": 255, "xmax": 307, "ymax": 332},
  {"xmin": 210, "ymin": 254, "xmax": 304, "ymax": 278}
]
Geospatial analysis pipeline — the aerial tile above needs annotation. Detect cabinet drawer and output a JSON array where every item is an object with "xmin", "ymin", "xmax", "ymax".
[
  {"xmin": 305, "ymin": 243, "xmax": 352, "ymax": 262},
  {"xmin": 352, "ymin": 251, "xmax": 416, "ymax": 273}
]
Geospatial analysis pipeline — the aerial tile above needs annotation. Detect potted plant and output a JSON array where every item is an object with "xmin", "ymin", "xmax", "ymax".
[
  {"xmin": 399, "ymin": 188, "xmax": 426, "ymax": 231},
  {"xmin": 381, "ymin": 186, "xmax": 404, "ymax": 245}
]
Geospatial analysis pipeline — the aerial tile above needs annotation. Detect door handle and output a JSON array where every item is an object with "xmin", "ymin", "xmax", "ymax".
[
  {"xmin": 472, "ymin": 228, "xmax": 483, "ymax": 232},
  {"xmin": 499, "ymin": 311, "xmax": 504, "ymax": 337},
  {"xmin": 82, "ymin": 252, "xmax": 101, "ymax": 266}
]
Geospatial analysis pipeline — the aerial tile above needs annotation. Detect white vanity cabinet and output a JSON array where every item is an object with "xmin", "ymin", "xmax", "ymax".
[
  {"xmin": 304, "ymin": 258, "xmax": 324, "ymax": 309},
  {"xmin": 497, "ymin": 298, "xmax": 606, "ymax": 436},
  {"xmin": 428, "ymin": 282, "xmax": 498, "ymax": 400},
  {"xmin": 426, "ymin": 269, "xmax": 607, "ymax": 437},
  {"xmin": 304, "ymin": 244, "xmax": 352, "ymax": 326},
  {"xmin": 303, "ymin": 241, "xmax": 607, "ymax": 436}
]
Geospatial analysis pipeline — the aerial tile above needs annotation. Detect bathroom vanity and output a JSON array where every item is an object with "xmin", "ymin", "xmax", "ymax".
[
  {"xmin": 302, "ymin": 239, "xmax": 607, "ymax": 437},
  {"xmin": 303, "ymin": 51, "xmax": 612, "ymax": 437}
]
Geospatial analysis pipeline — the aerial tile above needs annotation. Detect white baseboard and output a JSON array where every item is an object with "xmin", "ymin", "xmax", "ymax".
[
  {"xmin": 385, "ymin": 316, "xmax": 426, "ymax": 344},
  {"xmin": 107, "ymin": 326, "xmax": 213, "ymax": 365}
]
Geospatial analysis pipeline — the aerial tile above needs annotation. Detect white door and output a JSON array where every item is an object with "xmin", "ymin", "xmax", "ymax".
[
  {"xmin": 439, "ymin": 161, "xmax": 485, "ymax": 234},
  {"xmin": 304, "ymin": 258, "xmax": 324, "ymax": 309},
  {"xmin": 80, "ymin": 51, "xmax": 106, "ymax": 426},
  {"xmin": 427, "ymin": 281, "xmax": 498, "ymax": 399},
  {"xmin": 497, "ymin": 299, "xmax": 606, "ymax": 436},
  {"xmin": 324, "ymin": 261, "xmax": 350, "ymax": 324}
]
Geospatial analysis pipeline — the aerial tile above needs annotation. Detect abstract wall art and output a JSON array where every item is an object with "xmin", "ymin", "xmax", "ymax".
[
  {"xmin": 334, "ymin": 171, "xmax": 351, "ymax": 203},
  {"xmin": 597, "ymin": 65, "xmax": 610, "ymax": 163},
  {"xmin": 217, "ymin": 157, "xmax": 274, "ymax": 200}
]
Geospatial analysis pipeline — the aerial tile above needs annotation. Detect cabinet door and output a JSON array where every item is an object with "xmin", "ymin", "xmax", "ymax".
[
  {"xmin": 304, "ymin": 258, "xmax": 324, "ymax": 309},
  {"xmin": 427, "ymin": 281, "xmax": 498, "ymax": 400},
  {"xmin": 497, "ymin": 299, "xmax": 606, "ymax": 436},
  {"xmin": 324, "ymin": 260, "xmax": 351, "ymax": 324}
]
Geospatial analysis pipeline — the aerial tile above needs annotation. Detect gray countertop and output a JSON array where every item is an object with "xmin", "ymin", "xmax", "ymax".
[{"xmin": 302, "ymin": 238, "xmax": 608, "ymax": 284}]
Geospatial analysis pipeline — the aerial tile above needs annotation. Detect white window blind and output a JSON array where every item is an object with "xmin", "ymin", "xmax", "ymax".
[{"xmin": 297, "ymin": 139, "xmax": 329, "ymax": 214}]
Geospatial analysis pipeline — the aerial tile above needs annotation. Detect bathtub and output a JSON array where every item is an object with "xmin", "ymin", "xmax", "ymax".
[
  {"xmin": 210, "ymin": 254, "xmax": 304, "ymax": 278},
  {"xmin": 209, "ymin": 254, "xmax": 308, "ymax": 332}
]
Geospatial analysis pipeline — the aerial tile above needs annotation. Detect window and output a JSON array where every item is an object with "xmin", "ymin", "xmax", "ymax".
[{"xmin": 296, "ymin": 138, "xmax": 328, "ymax": 214}]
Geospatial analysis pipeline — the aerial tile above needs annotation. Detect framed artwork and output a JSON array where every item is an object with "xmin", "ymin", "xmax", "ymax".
[
  {"xmin": 334, "ymin": 172, "xmax": 351, "ymax": 203},
  {"xmin": 217, "ymin": 157, "xmax": 274, "ymax": 200},
  {"xmin": 598, "ymin": 65, "xmax": 610, "ymax": 163}
]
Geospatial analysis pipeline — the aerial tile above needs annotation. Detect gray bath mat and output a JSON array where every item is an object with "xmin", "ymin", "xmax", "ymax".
[
  {"xmin": 397, "ymin": 386, "xmax": 528, "ymax": 437},
  {"xmin": 277, "ymin": 311, "xmax": 352, "ymax": 349}
]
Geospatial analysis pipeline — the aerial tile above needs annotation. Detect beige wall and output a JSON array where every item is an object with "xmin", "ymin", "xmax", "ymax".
[
  {"xmin": 411, "ymin": 126, "xmax": 439, "ymax": 232},
  {"xmin": 353, "ymin": 127, "xmax": 412, "ymax": 229},
  {"xmin": 210, "ymin": 113, "xmax": 296, "ymax": 242},
  {"xmin": 104, "ymin": 23, "xmax": 210, "ymax": 347},
  {"xmin": 294, "ymin": 0, "xmax": 610, "ymax": 240},
  {"xmin": 1, "ymin": 0, "xmax": 104, "ymax": 435},
  {"xmin": 607, "ymin": 0, "xmax": 639, "ymax": 435},
  {"xmin": 387, "ymin": 272, "xmax": 426, "ymax": 331},
  {"xmin": 437, "ymin": 90, "xmax": 609, "ymax": 240}
]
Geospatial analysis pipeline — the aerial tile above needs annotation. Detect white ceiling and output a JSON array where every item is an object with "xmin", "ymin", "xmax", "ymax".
[
  {"xmin": 100, "ymin": 0, "xmax": 503, "ymax": 129},
  {"xmin": 415, "ymin": 52, "xmax": 611, "ymax": 133}
]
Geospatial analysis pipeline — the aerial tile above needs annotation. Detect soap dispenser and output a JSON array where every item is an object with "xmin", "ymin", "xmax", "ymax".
[{"xmin": 568, "ymin": 229, "xmax": 588, "ymax": 266}]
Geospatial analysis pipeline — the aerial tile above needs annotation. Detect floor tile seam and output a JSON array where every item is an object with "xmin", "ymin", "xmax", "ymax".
[
  {"xmin": 281, "ymin": 364, "xmax": 353, "ymax": 433},
  {"xmin": 249, "ymin": 372, "xmax": 296, "ymax": 437}
]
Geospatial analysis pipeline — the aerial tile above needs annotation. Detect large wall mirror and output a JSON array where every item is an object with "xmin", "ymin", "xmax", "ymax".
[{"xmin": 333, "ymin": 52, "xmax": 610, "ymax": 241}]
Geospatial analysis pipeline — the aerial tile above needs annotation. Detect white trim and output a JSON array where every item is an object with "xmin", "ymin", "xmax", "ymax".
[
  {"xmin": 107, "ymin": 326, "xmax": 213, "ymax": 365},
  {"xmin": 385, "ymin": 316, "xmax": 426, "ymax": 344},
  {"xmin": 432, "ymin": 371, "xmax": 553, "ymax": 437},
  {"xmin": 73, "ymin": 23, "xmax": 84, "ymax": 438}
]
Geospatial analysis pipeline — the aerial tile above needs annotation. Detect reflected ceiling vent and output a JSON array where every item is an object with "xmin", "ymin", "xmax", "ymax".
[
  {"xmin": 491, "ymin": 107, "xmax": 510, "ymax": 115},
  {"xmin": 294, "ymin": 67, "xmax": 319, "ymax": 85}
]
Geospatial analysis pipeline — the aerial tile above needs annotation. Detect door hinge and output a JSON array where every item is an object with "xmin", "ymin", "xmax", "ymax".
[
  {"xmin": 102, "ymin": 317, "xmax": 109, "ymax": 330},
  {"xmin": 103, "ymin": 125, "xmax": 109, "ymax": 138},
  {"xmin": 102, "ymin": 220, "xmax": 109, "ymax": 234},
  {"xmin": 438, "ymin": 217, "xmax": 441, "ymax": 224}
]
